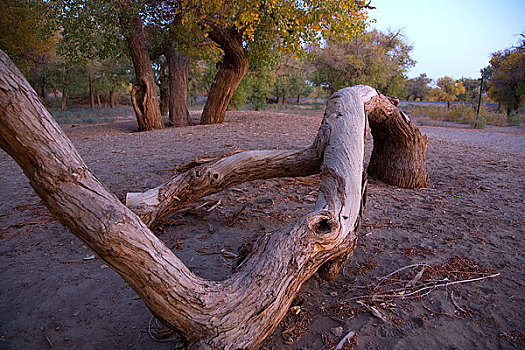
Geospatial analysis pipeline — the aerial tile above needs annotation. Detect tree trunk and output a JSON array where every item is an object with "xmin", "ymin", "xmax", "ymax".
[
  {"xmin": 96, "ymin": 91, "xmax": 102, "ymax": 108},
  {"xmin": 158, "ymin": 59, "xmax": 169, "ymax": 117},
  {"xmin": 166, "ymin": 46, "xmax": 190, "ymax": 127},
  {"xmin": 109, "ymin": 89, "xmax": 115, "ymax": 108},
  {"xmin": 40, "ymin": 76, "xmax": 46, "ymax": 101},
  {"xmin": 119, "ymin": 10, "xmax": 163, "ymax": 131},
  {"xmin": 366, "ymin": 93, "xmax": 429, "ymax": 188},
  {"xmin": 61, "ymin": 89, "xmax": 67, "ymax": 112},
  {"xmin": 89, "ymin": 71, "xmax": 95, "ymax": 109},
  {"xmin": 0, "ymin": 50, "xmax": 380, "ymax": 349},
  {"xmin": 200, "ymin": 27, "xmax": 249, "ymax": 125}
]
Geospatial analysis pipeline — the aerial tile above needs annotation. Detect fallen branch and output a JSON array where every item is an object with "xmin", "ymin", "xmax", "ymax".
[
  {"xmin": 0, "ymin": 54, "xmax": 382, "ymax": 349},
  {"xmin": 357, "ymin": 301, "xmax": 391, "ymax": 325},
  {"xmin": 351, "ymin": 273, "xmax": 500, "ymax": 301},
  {"xmin": 376, "ymin": 263, "xmax": 432, "ymax": 287},
  {"xmin": 448, "ymin": 289, "xmax": 467, "ymax": 314},
  {"xmin": 335, "ymin": 330, "xmax": 356, "ymax": 350},
  {"xmin": 0, "ymin": 217, "xmax": 54, "ymax": 233}
]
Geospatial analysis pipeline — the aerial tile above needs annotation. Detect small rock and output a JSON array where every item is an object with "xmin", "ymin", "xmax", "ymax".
[
  {"xmin": 255, "ymin": 197, "xmax": 274, "ymax": 205},
  {"xmin": 331, "ymin": 326, "xmax": 344, "ymax": 337}
]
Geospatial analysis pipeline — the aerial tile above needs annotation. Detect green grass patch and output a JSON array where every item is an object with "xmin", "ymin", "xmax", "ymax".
[{"xmin": 49, "ymin": 105, "xmax": 134, "ymax": 125}]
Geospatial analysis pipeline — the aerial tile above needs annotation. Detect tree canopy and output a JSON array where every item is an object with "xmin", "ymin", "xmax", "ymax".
[
  {"xmin": 311, "ymin": 29, "xmax": 415, "ymax": 96},
  {"xmin": 405, "ymin": 73, "xmax": 432, "ymax": 101},
  {"xmin": 428, "ymin": 76, "xmax": 466, "ymax": 102},
  {"xmin": 0, "ymin": 0, "xmax": 58, "ymax": 75},
  {"xmin": 487, "ymin": 41, "xmax": 525, "ymax": 116}
]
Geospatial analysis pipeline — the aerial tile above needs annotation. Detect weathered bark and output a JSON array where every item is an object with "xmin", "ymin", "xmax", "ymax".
[
  {"xmin": 166, "ymin": 46, "xmax": 190, "ymax": 127},
  {"xmin": 120, "ymin": 10, "xmax": 163, "ymax": 131},
  {"xmin": 126, "ymin": 142, "xmax": 328, "ymax": 228},
  {"xmin": 366, "ymin": 93, "xmax": 429, "ymax": 188},
  {"xmin": 200, "ymin": 27, "xmax": 249, "ymax": 125},
  {"xmin": 0, "ymin": 49, "xmax": 378, "ymax": 349}
]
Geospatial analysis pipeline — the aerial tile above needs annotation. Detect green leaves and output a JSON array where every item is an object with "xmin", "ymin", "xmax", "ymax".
[
  {"xmin": 56, "ymin": 0, "xmax": 125, "ymax": 62},
  {"xmin": 428, "ymin": 77, "xmax": 466, "ymax": 102},
  {"xmin": 487, "ymin": 45, "xmax": 525, "ymax": 115},
  {"xmin": 311, "ymin": 29, "xmax": 415, "ymax": 95}
]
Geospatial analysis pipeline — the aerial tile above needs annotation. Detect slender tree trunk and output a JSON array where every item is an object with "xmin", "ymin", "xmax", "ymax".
[
  {"xmin": 366, "ymin": 94, "xmax": 428, "ymax": 188},
  {"xmin": 166, "ymin": 46, "xmax": 190, "ymax": 127},
  {"xmin": 109, "ymin": 89, "xmax": 115, "ymax": 108},
  {"xmin": 200, "ymin": 27, "xmax": 249, "ymax": 125},
  {"xmin": 61, "ymin": 89, "xmax": 67, "ymax": 112},
  {"xmin": 89, "ymin": 71, "xmax": 95, "ymax": 109},
  {"xmin": 119, "ymin": 8, "xmax": 163, "ymax": 131},
  {"xmin": 96, "ymin": 91, "xmax": 102, "ymax": 108},
  {"xmin": 158, "ymin": 59, "xmax": 169, "ymax": 117},
  {"xmin": 40, "ymin": 76, "xmax": 46, "ymax": 101}
]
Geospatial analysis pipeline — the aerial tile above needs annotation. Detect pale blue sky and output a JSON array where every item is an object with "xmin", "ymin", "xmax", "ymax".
[{"xmin": 370, "ymin": 0, "xmax": 525, "ymax": 80}]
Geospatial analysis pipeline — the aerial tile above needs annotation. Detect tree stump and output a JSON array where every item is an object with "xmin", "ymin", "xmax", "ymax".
[{"xmin": 365, "ymin": 94, "xmax": 429, "ymax": 188}]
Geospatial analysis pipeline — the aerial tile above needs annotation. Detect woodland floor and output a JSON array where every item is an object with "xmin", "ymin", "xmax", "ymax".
[{"xmin": 0, "ymin": 110, "xmax": 524, "ymax": 350}]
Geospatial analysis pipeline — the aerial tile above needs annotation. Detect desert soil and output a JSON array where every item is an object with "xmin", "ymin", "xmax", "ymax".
[{"xmin": 0, "ymin": 110, "xmax": 524, "ymax": 350}]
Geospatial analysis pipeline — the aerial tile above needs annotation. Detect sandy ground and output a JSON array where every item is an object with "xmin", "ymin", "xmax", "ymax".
[{"xmin": 0, "ymin": 110, "xmax": 524, "ymax": 349}]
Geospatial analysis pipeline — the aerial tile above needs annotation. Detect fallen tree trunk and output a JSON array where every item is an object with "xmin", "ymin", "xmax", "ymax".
[
  {"xmin": 366, "ymin": 94, "xmax": 429, "ymax": 188},
  {"xmin": 126, "ymin": 138, "xmax": 329, "ymax": 227},
  {"xmin": 1, "ymin": 50, "xmax": 428, "ymax": 348},
  {"xmin": 127, "ymin": 86, "xmax": 427, "ymax": 226},
  {"xmin": 0, "ymin": 50, "xmax": 374, "ymax": 348}
]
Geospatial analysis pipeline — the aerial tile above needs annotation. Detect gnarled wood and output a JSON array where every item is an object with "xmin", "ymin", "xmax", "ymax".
[
  {"xmin": 1, "ymin": 49, "xmax": 428, "ymax": 349},
  {"xmin": 119, "ymin": 9, "xmax": 164, "ymax": 131},
  {"xmin": 126, "ymin": 134, "xmax": 329, "ymax": 227},
  {"xmin": 0, "ymin": 50, "xmax": 370, "ymax": 348},
  {"xmin": 200, "ymin": 26, "xmax": 249, "ymax": 125},
  {"xmin": 366, "ymin": 94, "xmax": 429, "ymax": 188}
]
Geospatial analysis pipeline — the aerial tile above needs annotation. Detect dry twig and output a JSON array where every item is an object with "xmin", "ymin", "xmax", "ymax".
[
  {"xmin": 351, "ymin": 273, "xmax": 500, "ymax": 301},
  {"xmin": 335, "ymin": 330, "xmax": 356, "ymax": 350}
]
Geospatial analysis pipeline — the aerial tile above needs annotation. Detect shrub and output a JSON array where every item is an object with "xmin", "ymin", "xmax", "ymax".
[
  {"xmin": 507, "ymin": 111, "xmax": 524, "ymax": 126},
  {"xmin": 405, "ymin": 103, "xmax": 516, "ymax": 128}
]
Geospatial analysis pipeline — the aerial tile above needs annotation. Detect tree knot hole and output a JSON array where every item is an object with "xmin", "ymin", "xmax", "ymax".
[
  {"xmin": 308, "ymin": 213, "xmax": 336, "ymax": 235},
  {"xmin": 316, "ymin": 219, "xmax": 332, "ymax": 234}
]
